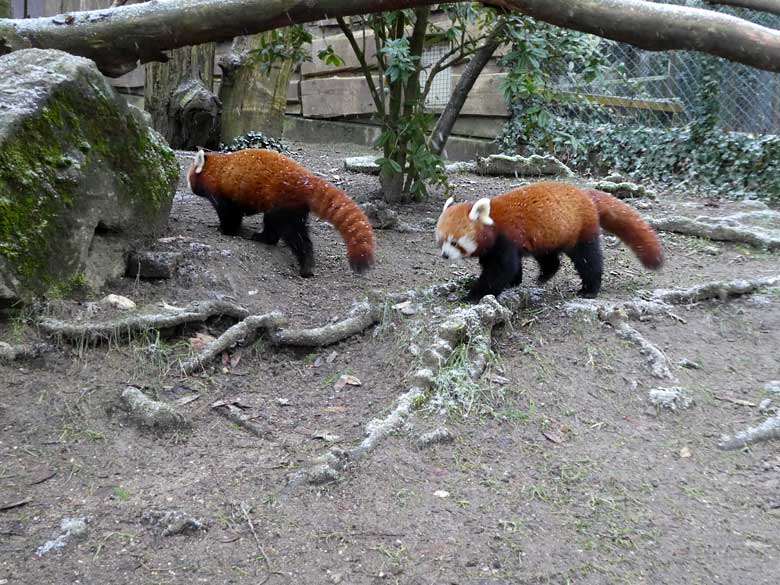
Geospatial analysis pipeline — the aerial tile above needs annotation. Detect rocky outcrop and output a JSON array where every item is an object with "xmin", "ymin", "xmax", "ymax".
[{"xmin": 0, "ymin": 49, "xmax": 179, "ymax": 304}]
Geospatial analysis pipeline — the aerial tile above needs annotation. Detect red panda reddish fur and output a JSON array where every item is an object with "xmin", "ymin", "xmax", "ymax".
[
  {"xmin": 435, "ymin": 181, "xmax": 663, "ymax": 300},
  {"xmin": 188, "ymin": 148, "xmax": 374, "ymax": 274}
]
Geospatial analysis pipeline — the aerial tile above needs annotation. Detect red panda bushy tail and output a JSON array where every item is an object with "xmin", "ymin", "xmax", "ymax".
[
  {"xmin": 301, "ymin": 177, "xmax": 375, "ymax": 273},
  {"xmin": 587, "ymin": 189, "xmax": 663, "ymax": 269}
]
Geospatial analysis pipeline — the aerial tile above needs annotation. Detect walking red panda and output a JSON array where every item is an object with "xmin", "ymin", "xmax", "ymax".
[
  {"xmin": 187, "ymin": 148, "xmax": 374, "ymax": 276},
  {"xmin": 435, "ymin": 181, "xmax": 663, "ymax": 300}
]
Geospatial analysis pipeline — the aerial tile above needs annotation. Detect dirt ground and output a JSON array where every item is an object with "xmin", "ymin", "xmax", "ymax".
[{"xmin": 1, "ymin": 142, "xmax": 779, "ymax": 585}]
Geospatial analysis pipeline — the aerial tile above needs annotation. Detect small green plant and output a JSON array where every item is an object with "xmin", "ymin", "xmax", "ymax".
[{"xmin": 113, "ymin": 485, "xmax": 131, "ymax": 502}]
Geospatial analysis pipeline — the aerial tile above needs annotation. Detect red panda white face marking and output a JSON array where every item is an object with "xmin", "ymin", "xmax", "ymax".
[
  {"xmin": 435, "ymin": 197, "xmax": 481, "ymax": 262},
  {"xmin": 187, "ymin": 150, "xmax": 206, "ymax": 193},
  {"xmin": 440, "ymin": 234, "xmax": 477, "ymax": 262}
]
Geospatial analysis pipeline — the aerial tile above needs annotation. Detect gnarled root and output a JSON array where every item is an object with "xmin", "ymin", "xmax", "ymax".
[{"xmin": 39, "ymin": 300, "xmax": 249, "ymax": 345}]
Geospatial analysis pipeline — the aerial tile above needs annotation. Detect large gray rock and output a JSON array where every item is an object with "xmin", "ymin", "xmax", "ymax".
[
  {"xmin": 0, "ymin": 49, "xmax": 179, "ymax": 304},
  {"xmin": 476, "ymin": 153, "xmax": 573, "ymax": 177}
]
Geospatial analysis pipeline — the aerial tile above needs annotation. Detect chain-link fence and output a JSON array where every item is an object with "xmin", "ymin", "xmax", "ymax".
[{"xmin": 548, "ymin": 1, "xmax": 780, "ymax": 135}]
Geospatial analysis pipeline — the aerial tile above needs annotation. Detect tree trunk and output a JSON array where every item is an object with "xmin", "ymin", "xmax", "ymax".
[
  {"xmin": 3, "ymin": 0, "xmax": 780, "ymax": 77},
  {"xmin": 429, "ymin": 32, "xmax": 502, "ymax": 157},
  {"xmin": 706, "ymin": 0, "xmax": 780, "ymax": 16},
  {"xmin": 218, "ymin": 32, "xmax": 294, "ymax": 142},
  {"xmin": 144, "ymin": 43, "xmax": 221, "ymax": 149},
  {"xmin": 0, "ymin": 0, "xmax": 9, "ymax": 18}
]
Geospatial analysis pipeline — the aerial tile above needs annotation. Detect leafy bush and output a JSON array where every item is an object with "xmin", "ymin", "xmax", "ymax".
[
  {"xmin": 540, "ymin": 118, "xmax": 780, "ymax": 202},
  {"xmin": 220, "ymin": 131, "xmax": 289, "ymax": 154}
]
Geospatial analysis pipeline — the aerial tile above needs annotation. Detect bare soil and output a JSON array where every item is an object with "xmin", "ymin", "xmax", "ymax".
[{"xmin": 2, "ymin": 143, "xmax": 779, "ymax": 585}]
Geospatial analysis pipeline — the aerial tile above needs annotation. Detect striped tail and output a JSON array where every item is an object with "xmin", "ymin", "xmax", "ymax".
[
  {"xmin": 301, "ymin": 177, "xmax": 375, "ymax": 273},
  {"xmin": 587, "ymin": 189, "xmax": 663, "ymax": 269}
]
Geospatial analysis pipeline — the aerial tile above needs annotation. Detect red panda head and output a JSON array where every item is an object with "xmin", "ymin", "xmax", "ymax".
[
  {"xmin": 435, "ymin": 196, "xmax": 494, "ymax": 261},
  {"xmin": 187, "ymin": 149, "xmax": 207, "ymax": 195}
]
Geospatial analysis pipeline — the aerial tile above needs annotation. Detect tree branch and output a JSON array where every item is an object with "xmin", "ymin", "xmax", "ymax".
[
  {"xmin": 501, "ymin": 0, "xmax": 780, "ymax": 72},
  {"xmin": 336, "ymin": 16, "xmax": 386, "ymax": 118},
  {"xmin": 706, "ymin": 0, "xmax": 780, "ymax": 16},
  {"xmin": 430, "ymin": 25, "xmax": 503, "ymax": 155},
  {"xmin": 2, "ymin": 0, "xmax": 780, "ymax": 77}
]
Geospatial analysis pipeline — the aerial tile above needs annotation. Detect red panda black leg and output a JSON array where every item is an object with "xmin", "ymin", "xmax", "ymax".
[
  {"xmin": 466, "ymin": 234, "xmax": 520, "ymax": 302},
  {"xmin": 209, "ymin": 196, "xmax": 245, "ymax": 236},
  {"xmin": 251, "ymin": 211, "xmax": 282, "ymax": 245},
  {"xmin": 534, "ymin": 252, "xmax": 561, "ymax": 284},
  {"xmin": 566, "ymin": 238, "xmax": 603, "ymax": 298},
  {"xmin": 276, "ymin": 210, "xmax": 315, "ymax": 278}
]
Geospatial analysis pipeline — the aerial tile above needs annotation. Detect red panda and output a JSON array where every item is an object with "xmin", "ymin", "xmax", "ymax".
[
  {"xmin": 435, "ymin": 181, "xmax": 663, "ymax": 300},
  {"xmin": 187, "ymin": 148, "xmax": 374, "ymax": 276}
]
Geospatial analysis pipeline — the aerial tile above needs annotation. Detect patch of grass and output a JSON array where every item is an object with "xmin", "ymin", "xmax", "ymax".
[
  {"xmin": 524, "ymin": 483, "xmax": 552, "ymax": 503},
  {"xmin": 558, "ymin": 460, "xmax": 593, "ymax": 486},
  {"xmin": 112, "ymin": 485, "xmax": 131, "ymax": 502},
  {"xmin": 58, "ymin": 424, "xmax": 106, "ymax": 444}
]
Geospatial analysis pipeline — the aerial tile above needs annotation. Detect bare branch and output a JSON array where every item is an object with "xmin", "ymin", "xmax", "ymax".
[
  {"xmin": 430, "ymin": 26, "xmax": 503, "ymax": 155},
  {"xmin": 718, "ymin": 416, "xmax": 780, "ymax": 450},
  {"xmin": 706, "ymin": 0, "xmax": 780, "ymax": 16},
  {"xmin": 2, "ymin": 0, "xmax": 780, "ymax": 77},
  {"xmin": 211, "ymin": 401, "xmax": 270, "ymax": 438},
  {"xmin": 501, "ymin": 0, "xmax": 780, "ymax": 72},
  {"xmin": 336, "ymin": 16, "xmax": 386, "ymax": 117}
]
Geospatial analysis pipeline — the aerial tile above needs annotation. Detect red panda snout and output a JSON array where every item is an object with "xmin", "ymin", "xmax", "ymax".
[{"xmin": 439, "ymin": 234, "xmax": 478, "ymax": 262}]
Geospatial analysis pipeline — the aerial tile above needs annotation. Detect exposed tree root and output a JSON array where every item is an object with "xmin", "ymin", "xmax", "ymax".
[
  {"xmin": 610, "ymin": 320, "xmax": 675, "ymax": 381},
  {"xmin": 566, "ymin": 276, "xmax": 779, "ymax": 381},
  {"xmin": 118, "ymin": 385, "xmax": 190, "ymax": 432},
  {"xmin": 286, "ymin": 288, "xmax": 545, "ymax": 489},
  {"xmin": 718, "ymin": 416, "xmax": 780, "ymax": 450},
  {"xmin": 649, "ymin": 276, "xmax": 780, "ymax": 305},
  {"xmin": 179, "ymin": 312, "xmax": 286, "ymax": 374},
  {"xmin": 648, "ymin": 212, "xmax": 780, "ymax": 249},
  {"xmin": 211, "ymin": 400, "xmax": 270, "ymax": 438},
  {"xmin": 39, "ymin": 300, "xmax": 249, "ymax": 345},
  {"xmin": 0, "ymin": 341, "xmax": 55, "ymax": 362},
  {"xmin": 271, "ymin": 301, "xmax": 381, "ymax": 347}
]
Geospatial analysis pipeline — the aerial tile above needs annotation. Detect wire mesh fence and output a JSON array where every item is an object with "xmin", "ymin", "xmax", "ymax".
[{"xmin": 547, "ymin": 1, "xmax": 780, "ymax": 135}]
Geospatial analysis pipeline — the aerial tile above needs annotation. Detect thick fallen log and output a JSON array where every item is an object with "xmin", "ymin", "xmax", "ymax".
[{"xmin": 648, "ymin": 213, "xmax": 780, "ymax": 250}]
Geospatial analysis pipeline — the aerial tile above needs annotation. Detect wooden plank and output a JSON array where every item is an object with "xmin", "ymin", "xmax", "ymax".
[{"xmin": 560, "ymin": 92, "xmax": 683, "ymax": 112}]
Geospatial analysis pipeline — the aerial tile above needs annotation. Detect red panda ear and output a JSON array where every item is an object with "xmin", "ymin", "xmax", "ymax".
[
  {"xmin": 193, "ymin": 149, "xmax": 206, "ymax": 174},
  {"xmin": 469, "ymin": 198, "xmax": 494, "ymax": 226},
  {"xmin": 442, "ymin": 196, "xmax": 455, "ymax": 212}
]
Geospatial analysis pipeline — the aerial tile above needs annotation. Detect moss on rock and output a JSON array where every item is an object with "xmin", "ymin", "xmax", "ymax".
[{"xmin": 0, "ymin": 49, "xmax": 179, "ymax": 303}]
